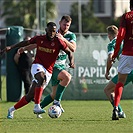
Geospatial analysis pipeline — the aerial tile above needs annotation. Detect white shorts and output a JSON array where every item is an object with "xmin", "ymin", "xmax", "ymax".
[
  {"xmin": 31, "ymin": 63, "xmax": 52, "ymax": 89},
  {"xmin": 118, "ymin": 55, "xmax": 133, "ymax": 74}
]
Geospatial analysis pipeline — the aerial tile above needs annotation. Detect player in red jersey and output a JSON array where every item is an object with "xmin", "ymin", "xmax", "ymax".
[
  {"xmin": 111, "ymin": 0, "xmax": 133, "ymax": 120},
  {"xmin": 2, "ymin": 22, "xmax": 74, "ymax": 119}
]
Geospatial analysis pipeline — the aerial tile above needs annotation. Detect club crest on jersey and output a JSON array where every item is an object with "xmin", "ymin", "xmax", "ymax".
[
  {"xmin": 41, "ymin": 41, "xmax": 43, "ymax": 44},
  {"xmin": 51, "ymin": 42, "xmax": 55, "ymax": 46}
]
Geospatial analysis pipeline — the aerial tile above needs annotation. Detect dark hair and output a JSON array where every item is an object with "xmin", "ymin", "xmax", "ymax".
[
  {"xmin": 130, "ymin": 0, "xmax": 133, "ymax": 9},
  {"xmin": 47, "ymin": 22, "xmax": 56, "ymax": 27},
  {"xmin": 60, "ymin": 15, "xmax": 72, "ymax": 22}
]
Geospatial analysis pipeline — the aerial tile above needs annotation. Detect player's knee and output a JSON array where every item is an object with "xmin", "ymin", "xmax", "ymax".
[
  {"xmin": 37, "ymin": 76, "xmax": 46, "ymax": 87},
  {"xmin": 35, "ymin": 72, "xmax": 46, "ymax": 86},
  {"xmin": 104, "ymin": 87, "xmax": 107, "ymax": 94},
  {"xmin": 64, "ymin": 73, "xmax": 71, "ymax": 82}
]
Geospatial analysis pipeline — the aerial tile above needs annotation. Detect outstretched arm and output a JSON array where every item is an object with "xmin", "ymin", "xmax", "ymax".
[
  {"xmin": 0, "ymin": 40, "xmax": 30, "ymax": 55},
  {"xmin": 17, "ymin": 44, "xmax": 37, "ymax": 54}
]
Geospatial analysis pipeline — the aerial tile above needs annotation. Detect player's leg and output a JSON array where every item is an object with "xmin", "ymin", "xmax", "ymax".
[
  {"xmin": 7, "ymin": 81, "xmax": 36, "ymax": 119},
  {"xmin": 112, "ymin": 55, "xmax": 130, "ymax": 120},
  {"xmin": 36, "ymin": 86, "xmax": 57, "ymax": 118},
  {"xmin": 40, "ymin": 85, "xmax": 57, "ymax": 109},
  {"xmin": 104, "ymin": 80, "xmax": 115, "ymax": 102},
  {"xmin": 53, "ymin": 70, "xmax": 71, "ymax": 110},
  {"xmin": 40, "ymin": 67, "xmax": 60, "ymax": 109},
  {"xmin": 40, "ymin": 68, "xmax": 70, "ymax": 113},
  {"xmin": 40, "ymin": 67, "xmax": 65, "ymax": 112},
  {"xmin": 105, "ymin": 75, "xmax": 125, "ymax": 117},
  {"xmin": 112, "ymin": 73, "xmax": 127, "ymax": 120},
  {"xmin": 39, "ymin": 68, "xmax": 70, "ymax": 116},
  {"xmin": 33, "ymin": 72, "xmax": 46, "ymax": 114},
  {"xmin": 32, "ymin": 64, "xmax": 52, "ymax": 114}
]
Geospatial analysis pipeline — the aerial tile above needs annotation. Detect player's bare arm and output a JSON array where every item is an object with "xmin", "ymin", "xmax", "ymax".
[
  {"xmin": 64, "ymin": 39, "xmax": 76, "ymax": 52},
  {"xmin": 0, "ymin": 40, "xmax": 31, "ymax": 55},
  {"xmin": 105, "ymin": 53, "xmax": 114, "ymax": 80},
  {"xmin": 56, "ymin": 33, "xmax": 76, "ymax": 52},
  {"xmin": 18, "ymin": 44, "xmax": 37, "ymax": 54}
]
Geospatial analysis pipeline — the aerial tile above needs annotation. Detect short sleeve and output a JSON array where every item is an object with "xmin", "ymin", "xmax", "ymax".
[
  {"xmin": 120, "ymin": 14, "xmax": 126, "ymax": 28},
  {"xmin": 70, "ymin": 33, "xmax": 76, "ymax": 43},
  {"xmin": 29, "ymin": 36, "xmax": 37, "ymax": 44},
  {"xmin": 58, "ymin": 38, "xmax": 67, "ymax": 50}
]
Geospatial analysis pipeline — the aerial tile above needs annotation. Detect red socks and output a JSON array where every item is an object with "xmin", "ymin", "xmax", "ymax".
[
  {"xmin": 34, "ymin": 87, "xmax": 43, "ymax": 104},
  {"xmin": 14, "ymin": 87, "xmax": 44, "ymax": 110},
  {"xmin": 14, "ymin": 96, "xmax": 28, "ymax": 109},
  {"xmin": 114, "ymin": 82, "xmax": 124, "ymax": 107}
]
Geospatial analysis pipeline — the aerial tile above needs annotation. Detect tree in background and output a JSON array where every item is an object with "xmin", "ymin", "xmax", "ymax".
[
  {"xmin": 70, "ymin": 1, "xmax": 106, "ymax": 33},
  {"xmin": 1, "ymin": 0, "xmax": 56, "ymax": 29}
]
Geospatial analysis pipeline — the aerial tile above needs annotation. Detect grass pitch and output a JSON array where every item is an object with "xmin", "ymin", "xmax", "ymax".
[
  {"xmin": 0, "ymin": 100, "xmax": 133, "ymax": 133},
  {"xmin": 0, "ymin": 76, "xmax": 133, "ymax": 133}
]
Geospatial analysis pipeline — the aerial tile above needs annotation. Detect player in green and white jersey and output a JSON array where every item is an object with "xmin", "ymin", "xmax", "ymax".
[
  {"xmin": 104, "ymin": 25, "xmax": 133, "ymax": 118},
  {"xmin": 38, "ymin": 15, "xmax": 76, "ymax": 118}
]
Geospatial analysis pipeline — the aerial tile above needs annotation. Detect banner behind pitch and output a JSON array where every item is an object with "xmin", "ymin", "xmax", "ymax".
[{"xmin": 43, "ymin": 35, "xmax": 133, "ymax": 100}]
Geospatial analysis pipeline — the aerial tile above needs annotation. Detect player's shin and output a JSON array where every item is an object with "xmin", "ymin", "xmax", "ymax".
[
  {"xmin": 40, "ymin": 94, "xmax": 53, "ymax": 108},
  {"xmin": 114, "ymin": 82, "xmax": 123, "ymax": 107},
  {"xmin": 14, "ymin": 96, "xmax": 29, "ymax": 109},
  {"xmin": 54, "ymin": 84, "xmax": 65, "ymax": 102}
]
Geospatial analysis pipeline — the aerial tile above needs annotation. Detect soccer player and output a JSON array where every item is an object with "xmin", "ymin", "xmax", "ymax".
[
  {"xmin": 2, "ymin": 22, "xmax": 74, "ymax": 119},
  {"xmin": 38, "ymin": 15, "xmax": 76, "ymax": 117},
  {"xmin": 104, "ymin": 25, "xmax": 129, "ymax": 118},
  {"xmin": 111, "ymin": 0, "xmax": 133, "ymax": 120}
]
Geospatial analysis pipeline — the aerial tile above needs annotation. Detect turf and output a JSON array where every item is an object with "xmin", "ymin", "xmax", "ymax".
[
  {"xmin": 0, "ymin": 76, "xmax": 133, "ymax": 133},
  {"xmin": 0, "ymin": 100, "xmax": 133, "ymax": 133}
]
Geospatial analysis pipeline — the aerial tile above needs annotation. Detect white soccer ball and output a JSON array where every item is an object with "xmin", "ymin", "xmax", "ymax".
[{"xmin": 48, "ymin": 105, "xmax": 62, "ymax": 118}]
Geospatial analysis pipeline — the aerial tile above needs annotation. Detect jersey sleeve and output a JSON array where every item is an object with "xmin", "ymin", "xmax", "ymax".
[
  {"xmin": 120, "ymin": 14, "xmax": 126, "ymax": 28},
  {"xmin": 29, "ymin": 36, "xmax": 38, "ymax": 44},
  {"xmin": 70, "ymin": 33, "xmax": 76, "ymax": 43},
  {"xmin": 113, "ymin": 28, "xmax": 126, "ymax": 58},
  {"xmin": 107, "ymin": 42, "xmax": 115, "ymax": 55},
  {"xmin": 58, "ymin": 38, "xmax": 68, "ymax": 50},
  {"xmin": 112, "ymin": 14, "xmax": 126, "ymax": 59}
]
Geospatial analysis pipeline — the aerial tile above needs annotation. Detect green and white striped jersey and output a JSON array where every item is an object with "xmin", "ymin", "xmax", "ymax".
[
  {"xmin": 107, "ymin": 37, "xmax": 123, "ymax": 59},
  {"xmin": 54, "ymin": 31, "xmax": 76, "ymax": 68}
]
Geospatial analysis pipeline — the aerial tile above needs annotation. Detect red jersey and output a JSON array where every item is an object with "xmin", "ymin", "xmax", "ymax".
[
  {"xmin": 29, "ymin": 35, "xmax": 67, "ymax": 73},
  {"xmin": 121, "ymin": 10, "xmax": 133, "ymax": 55}
]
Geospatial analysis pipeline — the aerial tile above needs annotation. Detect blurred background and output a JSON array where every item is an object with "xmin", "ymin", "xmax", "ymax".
[{"xmin": 0, "ymin": 0, "xmax": 132, "ymax": 101}]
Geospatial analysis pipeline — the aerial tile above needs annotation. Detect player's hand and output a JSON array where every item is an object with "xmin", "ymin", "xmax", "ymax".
[
  {"xmin": 0, "ymin": 46, "xmax": 11, "ymax": 55},
  {"xmin": 111, "ymin": 53, "xmax": 118, "ymax": 63},
  {"xmin": 69, "ymin": 63, "xmax": 75, "ymax": 68},
  {"xmin": 111, "ymin": 56, "xmax": 116, "ymax": 63},
  {"xmin": 105, "ymin": 72, "xmax": 111, "ymax": 80},
  {"xmin": 17, "ymin": 47, "xmax": 25, "ymax": 54},
  {"xmin": 56, "ymin": 33, "xmax": 65, "ymax": 41}
]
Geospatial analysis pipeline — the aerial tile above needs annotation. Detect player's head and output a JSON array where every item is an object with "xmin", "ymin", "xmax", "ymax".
[
  {"xmin": 130, "ymin": 0, "xmax": 133, "ymax": 10},
  {"xmin": 45, "ymin": 22, "xmax": 57, "ymax": 40},
  {"xmin": 59, "ymin": 15, "xmax": 72, "ymax": 34},
  {"xmin": 106, "ymin": 25, "xmax": 118, "ymax": 41}
]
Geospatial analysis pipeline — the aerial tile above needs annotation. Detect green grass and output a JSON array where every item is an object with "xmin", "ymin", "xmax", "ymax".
[
  {"xmin": 0, "ymin": 100, "xmax": 133, "ymax": 133},
  {"xmin": 0, "ymin": 76, "xmax": 133, "ymax": 133}
]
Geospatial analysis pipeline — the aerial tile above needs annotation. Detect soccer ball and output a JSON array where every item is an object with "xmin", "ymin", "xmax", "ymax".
[{"xmin": 48, "ymin": 105, "xmax": 62, "ymax": 118}]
